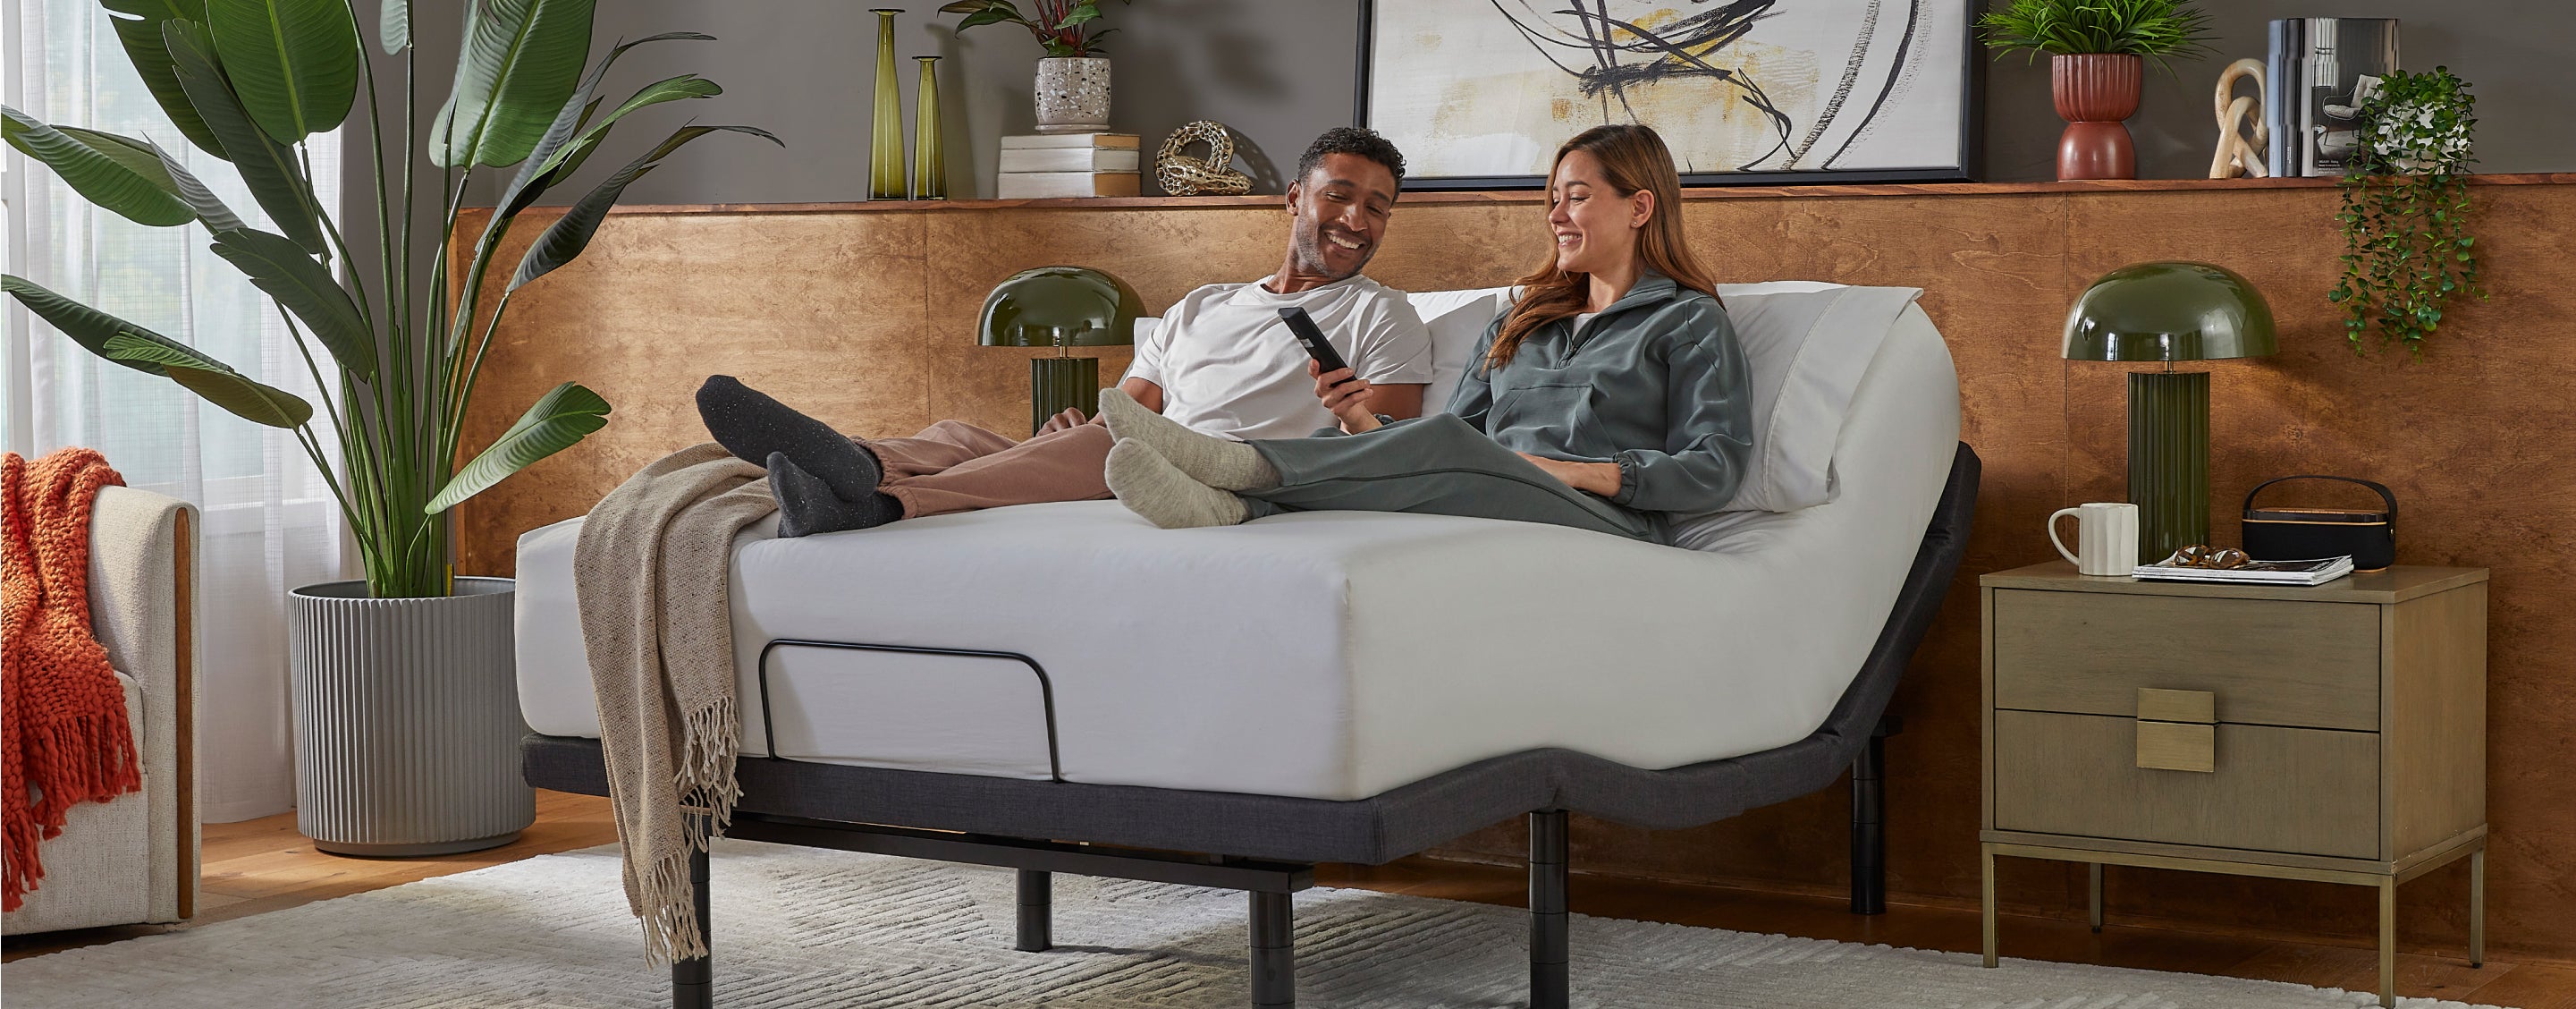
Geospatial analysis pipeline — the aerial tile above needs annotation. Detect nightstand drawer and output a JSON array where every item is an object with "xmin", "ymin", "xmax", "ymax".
[
  {"xmin": 1992, "ymin": 590, "xmax": 2380, "ymax": 731},
  {"xmin": 1993, "ymin": 710, "xmax": 2380, "ymax": 859}
]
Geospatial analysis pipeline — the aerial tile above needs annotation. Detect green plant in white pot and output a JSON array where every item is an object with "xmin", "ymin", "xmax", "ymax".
[
  {"xmin": 941, "ymin": 0, "xmax": 1132, "ymax": 133},
  {"xmin": 3, "ymin": 0, "xmax": 776, "ymax": 854}
]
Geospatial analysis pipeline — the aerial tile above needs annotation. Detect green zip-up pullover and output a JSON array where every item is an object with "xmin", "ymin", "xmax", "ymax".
[{"xmin": 1447, "ymin": 271, "xmax": 1753, "ymax": 513}]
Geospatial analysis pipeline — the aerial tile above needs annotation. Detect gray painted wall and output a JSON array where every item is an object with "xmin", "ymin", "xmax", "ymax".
[{"xmin": 511, "ymin": 1, "xmax": 2571, "ymax": 205}]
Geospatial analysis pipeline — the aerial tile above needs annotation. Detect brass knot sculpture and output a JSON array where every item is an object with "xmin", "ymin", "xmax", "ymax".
[
  {"xmin": 2168, "ymin": 545, "xmax": 2254, "ymax": 569},
  {"xmin": 1155, "ymin": 121, "xmax": 1254, "ymax": 197}
]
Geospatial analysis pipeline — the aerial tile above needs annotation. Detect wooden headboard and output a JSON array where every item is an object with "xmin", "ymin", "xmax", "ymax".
[{"xmin": 452, "ymin": 174, "xmax": 2576, "ymax": 962}]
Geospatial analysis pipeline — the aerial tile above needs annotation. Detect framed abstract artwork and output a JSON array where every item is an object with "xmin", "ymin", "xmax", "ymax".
[{"xmin": 1357, "ymin": 1, "xmax": 1982, "ymax": 189}]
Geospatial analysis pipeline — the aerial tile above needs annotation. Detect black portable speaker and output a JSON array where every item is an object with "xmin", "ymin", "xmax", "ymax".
[{"xmin": 2241, "ymin": 475, "xmax": 2397, "ymax": 572}]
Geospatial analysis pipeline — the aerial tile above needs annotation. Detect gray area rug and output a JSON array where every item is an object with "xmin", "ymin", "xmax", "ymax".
[{"xmin": 3, "ymin": 840, "xmax": 2505, "ymax": 1008}]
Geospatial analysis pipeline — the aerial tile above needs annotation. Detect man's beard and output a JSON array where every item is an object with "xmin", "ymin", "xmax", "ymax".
[{"xmin": 1291, "ymin": 221, "xmax": 1370, "ymax": 280}]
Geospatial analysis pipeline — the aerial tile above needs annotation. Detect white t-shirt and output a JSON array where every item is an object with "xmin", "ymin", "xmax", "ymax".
[{"xmin": 1125, "ymin": 275, "xmax": 1434, "ymax": 441}]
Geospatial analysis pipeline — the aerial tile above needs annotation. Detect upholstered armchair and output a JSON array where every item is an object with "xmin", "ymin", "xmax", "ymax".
[{"xmin": 3, "ymin": 487, "xmax": 201, "ymax": 935}]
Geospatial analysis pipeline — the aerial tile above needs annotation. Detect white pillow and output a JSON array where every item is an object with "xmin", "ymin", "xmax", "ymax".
[
  {"xmin": 1401, "ymin": 286, "xmax": 1516, "ymax": 412},
  {"xmin": 1402, "ymin": 281, "xmax": 1924, "ymax": 513}
]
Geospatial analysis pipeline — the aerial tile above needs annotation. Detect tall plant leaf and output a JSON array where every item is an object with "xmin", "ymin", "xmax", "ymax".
[
  {"xmin": 101, "ymin": 0, "xmax": 225, "ymax": 158},
  {"xmin": 427, "ymin": 382, "xmax": 608, "ymax": 512},
  {"xmin": 142, "ymin": 136, "xmax": 250, "ymax": 233},
  {"xmin": 2, "ymin": 108, "xmax": 195, "ymax": 226},
  {"xmin": 495, "ymin": 31, "xmax": 714, "ymax": 218},
  {"xmin": 520, "ymin": 75, "xmax": 722, "ymax": 193},
  {"xmin": 205, "ymin": 0, "xmax": 362, "ymax": 143},
  {"xmin": 380, "ymin": 0, "xmax": 410, "ymax": 54},
  {"xmin": 431, "ymin": 0, "xmax": 598, "ymax": 168},
  {"xmin": 209, "ymin": 227, "xmax": 376, "ymax": 376},
  {"xmin": 103, "ymin": 334, "xmax": 315, "ymax": 428},
  {"xmin": 2, "ymin": 274, "xmax": 206, "ymax": 376},
  {"xmin": 163, "ymin": 19, "xmax": 327, "ymax": 253},
  {"xmin": 510, "ymin": 124, "xmax": 779, "ymax": 291}
]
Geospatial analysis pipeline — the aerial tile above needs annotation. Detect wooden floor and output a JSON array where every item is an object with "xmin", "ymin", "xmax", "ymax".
[{"xmin": 7, "ymin": 792, "xmax": 2570, "ymax": 1007}]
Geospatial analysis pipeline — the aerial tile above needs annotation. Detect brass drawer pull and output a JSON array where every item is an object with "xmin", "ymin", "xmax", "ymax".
[
  {"xmin": 2136, "ymin": 720, "xmax": 2216, "ymax": 773},
  {"xmin": 2138, "ymin": 688, "xmax": 2216, "ymax": 724}
]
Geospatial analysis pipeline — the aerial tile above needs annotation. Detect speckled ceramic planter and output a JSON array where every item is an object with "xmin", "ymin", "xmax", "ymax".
[
  {"xmin": 1034, "ymin": 56, "xmax": 1111, "ymax": 134},
  {"xmin": 287, "ymin": 577, "xmax": 534, "ymax": 856}
]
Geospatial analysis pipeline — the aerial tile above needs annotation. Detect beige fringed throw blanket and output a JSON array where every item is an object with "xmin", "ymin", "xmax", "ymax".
[{"xmin": 574, "ymin": 443, "xmax": 775, "ymax": 963}]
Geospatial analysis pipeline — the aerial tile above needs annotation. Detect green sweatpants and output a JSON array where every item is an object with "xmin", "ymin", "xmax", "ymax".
[{"xmin": 1241, "ymin": 415, "xmax": 1660, "ymax": 540}]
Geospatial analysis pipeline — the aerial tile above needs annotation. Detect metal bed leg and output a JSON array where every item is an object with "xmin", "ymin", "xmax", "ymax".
[
  {"xmin": 1249, "ymin": 890, "xmax": 1296, "ymax": 1008},
  {"xmin": 673, "ymin": 840, "xmax": 713, "ymax": 1009},
  {"xmin": 1016, "ymin": 869, "xmax": 1053, "ymax": 952},
  {"xmin": 1850, "ymin": 715, "xmax": 1900, "ymax": 915},
  {"xmin": 1530, "ymin": 810, "xmax": 1570, "ymax": 1009}
]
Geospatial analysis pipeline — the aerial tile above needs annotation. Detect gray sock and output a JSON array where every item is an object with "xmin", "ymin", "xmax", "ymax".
[
  {"xmin": 768, "ymin": 452, "xmax": 904, "ymax": 538},
  {"xmin": 697, "ymin": 375, "xmax": 883, "ymax": 501},
  {"xmin": 1094, "ymin": 387, "xmax": 1278, "ymax": 491},
  {"xmin": 1105, "ymin": 440, "xmax": 1249, "ymax": 530}
]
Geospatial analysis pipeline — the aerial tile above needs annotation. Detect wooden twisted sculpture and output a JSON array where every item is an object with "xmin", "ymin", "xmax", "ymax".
[
  {"xmin": 1154, "ymin": 121, "xmax": 1254, "ymax": 196},
  {"xmin": 2210, "ymin": 57, "xmax": 2269, "ymax": 179}
]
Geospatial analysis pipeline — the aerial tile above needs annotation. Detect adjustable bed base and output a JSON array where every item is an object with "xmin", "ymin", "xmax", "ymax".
[{"xmin": 520, "ymin": 443, "xmax": 1979, "ymax": 1008}]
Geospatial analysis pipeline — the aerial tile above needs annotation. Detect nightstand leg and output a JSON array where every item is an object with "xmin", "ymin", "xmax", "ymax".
[
  {"xmin": 2088, "ymin": 863, "xmax": 2104, "ymax": 933},
  {"xmin": 2470, "ymin": 848, "xmax": 2486, "ymax": 968},
  {"xmin": 1981, "ymin": 847, "xmax": 1997, "ymax": 968},
  {"xmin": 2378, "ymin": 878, "xmax": 2398, "ymax": 1007}
]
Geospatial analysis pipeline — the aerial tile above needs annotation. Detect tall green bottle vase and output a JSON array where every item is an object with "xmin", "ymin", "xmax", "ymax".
[
  {"xmin": 913, "ymin": 56, "xmax": 946, "ymax": 199},
  {"xmin": 2128, "ymin": 370, "xmax": 2210, "ymax": 564},
  {"xmin": 867, "ymin": 9, "xmax": 907, "ymax": 199}
]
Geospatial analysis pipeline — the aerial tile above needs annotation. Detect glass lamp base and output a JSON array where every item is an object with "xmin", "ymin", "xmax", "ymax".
[
  {"xmin": 1031, "ymin": 357, "xmax": 1099, "ymax": 436},
  {"xmin": 2128, "ymin": 370, "xmax": 2211, "ymax": 564}
]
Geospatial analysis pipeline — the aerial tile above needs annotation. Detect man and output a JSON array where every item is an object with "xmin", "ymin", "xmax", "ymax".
[{"xmin": 697, "ymin": 126, "xmax": 1432, "ymax": 537}]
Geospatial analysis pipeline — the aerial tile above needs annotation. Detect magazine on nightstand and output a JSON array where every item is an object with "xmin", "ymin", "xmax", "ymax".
[{"xmin": 2133, "ymin": 555, "xmax": 2355, "ymax": 586}]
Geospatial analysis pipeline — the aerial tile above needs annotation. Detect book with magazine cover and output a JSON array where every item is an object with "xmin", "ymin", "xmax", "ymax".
[
  {"xmin": 2265, "ymin": 18, "xmax": 2400, "ymax": 177},
  {"xmin": 2133, "ymin": 555, "xmax": 2355, "ymax": 586}
]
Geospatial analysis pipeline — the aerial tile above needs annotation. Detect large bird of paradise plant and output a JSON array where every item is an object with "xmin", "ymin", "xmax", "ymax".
[{"xmin": 3, "ymin": 0, "xmax": 776, "ymax": 597}]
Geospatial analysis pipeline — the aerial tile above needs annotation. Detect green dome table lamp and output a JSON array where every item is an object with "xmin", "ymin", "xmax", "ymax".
[
  {"xmin": 978, "ymin": 267, "xmax": 1144, "ymax": 435},
  {"xmin": 2063, "ymin": 261, "xmax": 2278, "ymax": 564}
]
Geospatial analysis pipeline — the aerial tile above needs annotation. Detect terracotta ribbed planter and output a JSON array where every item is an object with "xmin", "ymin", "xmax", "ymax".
[{"xmin": 2052, "ymin": 54, "xmax": 2142, "ymax": 180}]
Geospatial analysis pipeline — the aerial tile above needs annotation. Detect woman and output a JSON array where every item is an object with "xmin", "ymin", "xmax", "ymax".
[{"xmin": 1099, "ymin": 123, "xmax": 1750, "ymax": 541}]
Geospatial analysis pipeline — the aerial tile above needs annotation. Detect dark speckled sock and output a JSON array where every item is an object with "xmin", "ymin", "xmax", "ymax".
[
  {"xmin": 697, "ymin": 375, "xmax": 882, "ymax": 501},
  {"xmin": 768, "ymin": 453, "xmax": 904, "ymax": 538}
]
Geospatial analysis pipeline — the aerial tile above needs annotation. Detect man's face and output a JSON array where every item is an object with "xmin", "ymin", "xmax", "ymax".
[{"xmin": 1285, "ymin": 152, "xmax": 1398, "ymax": 281}]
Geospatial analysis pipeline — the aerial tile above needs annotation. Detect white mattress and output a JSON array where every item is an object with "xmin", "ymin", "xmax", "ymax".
[{"xmin": 516, "ymin": 305, "xmax": 1960, "ymax": 801}]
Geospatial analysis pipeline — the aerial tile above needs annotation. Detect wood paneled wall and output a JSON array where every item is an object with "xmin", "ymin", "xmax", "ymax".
[{"xmin": 454, "ymin": 176, "xmax": 2576, "ymax": 960}]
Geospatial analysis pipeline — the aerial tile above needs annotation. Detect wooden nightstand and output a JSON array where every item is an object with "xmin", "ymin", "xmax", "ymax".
[{"xmin": 1979, "ymin": 562, "xmax": 2488, "ymax": 1007}]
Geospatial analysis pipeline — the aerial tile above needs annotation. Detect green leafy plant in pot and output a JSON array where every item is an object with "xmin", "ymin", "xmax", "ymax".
[
  {"xmin": 1980, "ymin": 0, "xmax": 2215, "ymax": 180},
  {"xmin": 2, "ymin": 0, "xmax": 777, "ymax": 855},
  {"xmin": 941, "ymin": 0, "xmax": 1132, "ymax": 133},
  {"xmin": 2330, "ymin": 67, "xmax": 2484, "ymax": 356}
]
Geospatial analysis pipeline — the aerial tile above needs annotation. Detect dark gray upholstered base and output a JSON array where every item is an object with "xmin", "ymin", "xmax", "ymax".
[{"xmin": 521, "ymin": 444, "xmax": 1980, "ymax": 1006}]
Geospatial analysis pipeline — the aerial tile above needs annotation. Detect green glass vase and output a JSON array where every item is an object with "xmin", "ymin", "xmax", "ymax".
[
  {"xmin": 867, "ymin": 9, "xmax": 906, "ymax": 200},
  {"xmin": 912, "ymin": 56, "xmax": 946, "ymax": 199}
]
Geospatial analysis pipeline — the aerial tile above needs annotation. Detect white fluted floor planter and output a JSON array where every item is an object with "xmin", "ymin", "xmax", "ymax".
[{"xmin": 288, "ymin": 577, "xmax": 533, "ymax": 857}]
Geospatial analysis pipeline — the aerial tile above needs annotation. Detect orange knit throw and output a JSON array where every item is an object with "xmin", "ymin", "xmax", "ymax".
[{"xmin": 2, "ymin": 447, "xmax": 140, "ymax": 911}]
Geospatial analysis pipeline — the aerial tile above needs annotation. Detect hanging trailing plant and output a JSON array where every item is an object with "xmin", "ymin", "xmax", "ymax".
[{"xmin": 2329, "ymin": 66, "xmax": 2483, "ymax": 356}]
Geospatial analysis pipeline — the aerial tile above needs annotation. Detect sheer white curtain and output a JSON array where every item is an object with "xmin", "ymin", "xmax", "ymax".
[{"xmin": 4, "ymin": 0, "xmax": 347, "ymax": 823}]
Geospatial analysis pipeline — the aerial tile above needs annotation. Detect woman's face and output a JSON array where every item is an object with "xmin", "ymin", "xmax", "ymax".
[{"xmin": 1546, "ymin": 149, "xmax": 1650, "ymax": 276}]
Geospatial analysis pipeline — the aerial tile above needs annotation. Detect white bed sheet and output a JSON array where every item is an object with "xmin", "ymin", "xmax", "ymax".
[{"xmin": 516, "ymin": 305, "xmax": 1959, "ymax": 801}]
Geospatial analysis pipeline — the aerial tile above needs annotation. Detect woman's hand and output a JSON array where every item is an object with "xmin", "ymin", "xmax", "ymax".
[
  {"xmin": 1036, "ymin": 406, "xmax": 1091, "ymax": 434},
  {"xmin": 1310, "ymin": 360, "xmax": 1382, "ymax": 434},
  {"xmin": 1517, "ymin": 453, "xmax": 1623, "ymax": 496}
]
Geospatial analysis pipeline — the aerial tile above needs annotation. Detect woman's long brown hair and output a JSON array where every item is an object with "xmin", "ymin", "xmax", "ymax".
[{"xmin": 1485, "ymin": 123, "xmax": 1719, "ymax": 370}]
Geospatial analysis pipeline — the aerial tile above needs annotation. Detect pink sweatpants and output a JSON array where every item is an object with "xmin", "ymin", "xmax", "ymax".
[{"xmin": 864, "ymin": 420, "xmax": 1112, "ymax": 519}]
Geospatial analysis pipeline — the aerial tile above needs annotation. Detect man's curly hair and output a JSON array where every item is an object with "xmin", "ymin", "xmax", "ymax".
[{"xmin": 1296, "ymin": 126, "xmax": 1406, "ymax": 188}]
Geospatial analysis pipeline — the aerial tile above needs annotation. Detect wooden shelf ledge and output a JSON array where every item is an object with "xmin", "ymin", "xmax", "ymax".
[{"xmin": 469, "ymin": 173, "xmax": 2575, "ymax": 218}]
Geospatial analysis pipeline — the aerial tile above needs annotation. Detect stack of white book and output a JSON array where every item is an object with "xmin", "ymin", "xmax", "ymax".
[
  {"xmin": 997, "ymin": 133, "xmax": 1141, "ymax": 199},
  {"xmin": 2132, "ymin": 555, "xmax": 2355, "ymax": 586}
]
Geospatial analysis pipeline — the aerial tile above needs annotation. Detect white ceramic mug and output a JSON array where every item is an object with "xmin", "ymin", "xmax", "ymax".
[{"xmin": 2049, "ymin": 502, "xmax": 2141, "ymax": 576}]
